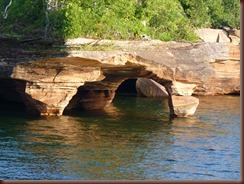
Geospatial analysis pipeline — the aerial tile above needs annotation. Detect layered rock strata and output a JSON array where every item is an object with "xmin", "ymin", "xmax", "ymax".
[
  {"xmin": 0, "ymin": 36, "xmax": 240, "ymax": 117},
  {"xmin": 171, "ymin": 95, "xmax": 200, "ymax": 117}
]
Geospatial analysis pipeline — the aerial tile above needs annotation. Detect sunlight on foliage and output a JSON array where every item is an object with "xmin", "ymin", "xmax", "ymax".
[{"xmin": 0, "ymin": 0, "xmax": 240, "ymax": 41}]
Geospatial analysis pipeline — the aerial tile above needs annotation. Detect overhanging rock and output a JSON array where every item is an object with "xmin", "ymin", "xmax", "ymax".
[{"xmin": 0, "ymin": 37, "xmax": 240, "ymax": 117}]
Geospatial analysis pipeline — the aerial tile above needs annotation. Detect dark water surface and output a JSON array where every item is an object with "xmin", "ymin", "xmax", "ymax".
[{"xmin": 0, "ymin": 95, "xmax": 240, "ymax": 180}]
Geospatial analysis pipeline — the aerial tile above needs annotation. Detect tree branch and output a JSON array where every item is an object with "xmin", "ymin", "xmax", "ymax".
[{"xmin": 2, "ymin": 0, "xmax": 12, "ymax": 19}]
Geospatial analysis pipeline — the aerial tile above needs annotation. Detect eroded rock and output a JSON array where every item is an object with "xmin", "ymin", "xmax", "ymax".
[
  {"xmin": 0, "ymin": 37, "xmax": 240, "ymax": 117},
  {"xmin": 171, "ymin": 95, "xmax": 200, "ymax": 117},
  {"xmin": 10, "ymin": 59, "xmax": 103, "ymax": 116},
  {"xmin": 167, "ymin": 81, "xmax": 196, "ymax": 96},
  {"xmin": 67, "ymin": 90, "xmax": 116, "ymax": 110}
]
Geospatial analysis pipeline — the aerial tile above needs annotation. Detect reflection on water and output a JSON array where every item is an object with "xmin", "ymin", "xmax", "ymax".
[{"xmin": 0, "ymin": 95, "xmax": 240, "ymax": 180}]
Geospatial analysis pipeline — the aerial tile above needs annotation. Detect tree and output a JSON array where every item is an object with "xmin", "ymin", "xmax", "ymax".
[
  {"xmin": 138, "ymin": 0, "xmax": 198, "ymax": 41},
  {"xmin": 178, "ymin": 0, "xmax": 212, "ymax": 28},
  {"xmin": 179, "ymin": 0, "xmax": 240, "ymax": 29},
  {"xmin": 221, "ymin": 0, "xmax": 240, "ymax": 29},
  {"xmin": 61, "ymin": 0, "xmax": 145, "ymax": 39},
  {"xmin": 0, "ymin": 0, "xmax": 46, "ymax": 37},
  {"xmin": 0, "ymin": 0, "xmax": 240, "ymax": 41}
]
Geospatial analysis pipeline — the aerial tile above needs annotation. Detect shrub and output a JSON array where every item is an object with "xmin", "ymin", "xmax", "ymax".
[{"xmin": 0, "ymin": 0, "xmax": 240, "ymax": 41}]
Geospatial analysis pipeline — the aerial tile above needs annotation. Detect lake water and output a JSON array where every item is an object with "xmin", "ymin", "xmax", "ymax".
[{"xmin": 0, "ymin": 94, "xmax": 240, "ymax": 180}]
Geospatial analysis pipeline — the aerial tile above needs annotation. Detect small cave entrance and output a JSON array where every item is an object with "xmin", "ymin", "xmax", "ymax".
[
  {"xmin": 0, "ymin": 78, "xmax": 27, "ymax": 116},
  {"xmin": 115, "ymin": 78, "xmax": 138, "ymax": 95}
]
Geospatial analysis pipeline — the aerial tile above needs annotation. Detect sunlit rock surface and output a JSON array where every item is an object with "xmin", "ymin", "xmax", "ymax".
[
  {"xmin": 195, "ymin": 29, "xmax": 230, "ymax": 43},
  {"xmin": 0, "ymin": 36, "xmax": 240, "ymax": 117},
  {"xmin": 167, "ymin": 81, "xmax": 196, "ymax": 96},
  {"xmin": 11, "ymin": 59, "xmax": 103, "ymax": 115},
  {"xmin": 195, "ymin": 28, "xmax": 240, "ymax": 45},
  {"xmin": 171, "ymin": 95, "xmax": 200, "ymax": 117}
]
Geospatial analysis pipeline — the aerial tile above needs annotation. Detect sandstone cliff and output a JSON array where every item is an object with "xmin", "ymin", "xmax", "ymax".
[{"xmin": 0, "ymin": 33, "xmax": 240, "ymax": 117}]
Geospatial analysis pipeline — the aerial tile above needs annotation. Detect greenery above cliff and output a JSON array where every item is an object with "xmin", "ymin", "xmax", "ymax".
[{"xmin": 0, "ymin": 0, "xmax": 240, "ymax": 42}]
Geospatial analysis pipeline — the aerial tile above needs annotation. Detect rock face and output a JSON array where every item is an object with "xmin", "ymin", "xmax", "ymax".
[
  {"xmin": 11, "ymin": 59, "xmax": 103, "ymax": 115},
  {"xmin": 167, "ymin": 81, "xmax": 196, "ymax": 96},
  {"xmin": 0, "ymin": 36, "xmax": 240, "ymax": 117}
]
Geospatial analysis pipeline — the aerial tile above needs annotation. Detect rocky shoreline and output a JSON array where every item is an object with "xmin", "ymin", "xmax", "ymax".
[{"xmin": 0, "ymin": 29, "xmax": 240, "ymax": 117}]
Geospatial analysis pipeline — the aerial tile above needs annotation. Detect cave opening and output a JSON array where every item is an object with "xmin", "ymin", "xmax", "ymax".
[
  {"xmin": 115, "ymin": 78, "xmax": 138, "ymax": 95},
  {"xmin": 0, "ymin": 95, "xmax": 27, "ymax": 117}
]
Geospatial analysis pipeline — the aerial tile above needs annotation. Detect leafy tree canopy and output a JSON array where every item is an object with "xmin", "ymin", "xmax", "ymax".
[{"xmin": 0, "ymin": 0, "xmax": 240, "ymax": 42}]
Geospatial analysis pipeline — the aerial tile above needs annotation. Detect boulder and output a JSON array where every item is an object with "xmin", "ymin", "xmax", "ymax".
[
  {"xmin": 171, "ymin": 95, "xmax": 199, "ymax": 117},
  {"xmin": 195, "ymin": 28, "xmax": 240, "ymax": 45},
  {"xmin": 195, "ymin": 28, "xmax": 230, "ymax": 42},
  {"xmin": 136, "ymin": 78, "xmax": 168, "ymax": 98}
]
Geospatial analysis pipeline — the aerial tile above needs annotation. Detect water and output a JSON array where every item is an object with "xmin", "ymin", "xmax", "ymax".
[{"xmin": 0, "ymin": 95, "xmax": 240, "ymax": 180}]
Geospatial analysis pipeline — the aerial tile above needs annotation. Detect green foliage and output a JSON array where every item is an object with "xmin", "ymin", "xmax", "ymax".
[
  {"xmin": 62, "ymin": 2, "xmax": 83, "ymax": 38},
  {"xmin": 0, "ymin": 0, "xmax": 45, "ymax": 36},
  {"xmin": 179, "ymin": 0, "xmax": 211, "ymax": 28},
  {"xmin": 179, "ymin": 0, "xmax": 240, "ymax": 29},
  {"xmin": 58, "ymin": 0, "xmax": 198, "ymax": 41},
  {"xmin": 60, "ymin": 0, "xmax": 145, "ymax": 39},
  {"xmin": 139, "ymin": 0, "xmax": 198, "ymax": 41},
  {"xmin": 221, "ymin": 0, "xmax": 240, "ymax": 29},
  {"xmin": 0, "ymin": 0, "xmax": 240, "ymax": 41}
]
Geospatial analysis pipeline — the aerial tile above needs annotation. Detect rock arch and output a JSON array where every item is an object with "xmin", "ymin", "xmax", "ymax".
[
  {"xmin": 9, "ymin": 55, "xmax": 199, "ymax": 117},
  {"xmin": 5, "ymin": 41, "xmax": 239, "ymax": 117}
]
